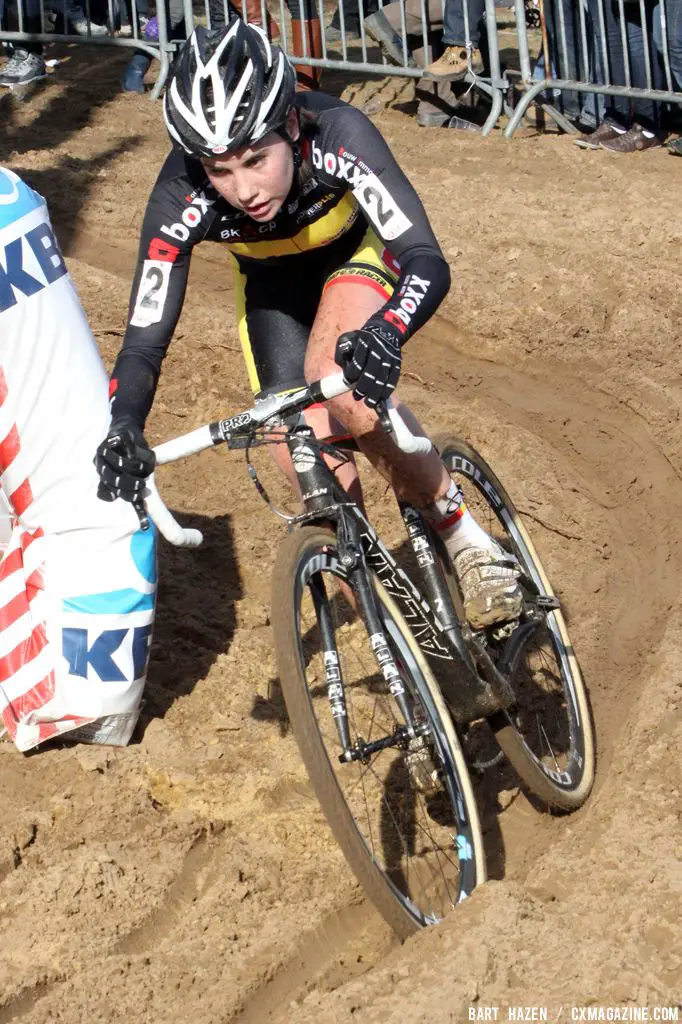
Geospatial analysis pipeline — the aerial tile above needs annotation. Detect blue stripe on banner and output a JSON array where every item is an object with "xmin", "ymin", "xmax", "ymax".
[
  {"xmin": 0, "ymin": 169, "xmax": 43, "ymax": 231},
  {"xmin": 63, "ymin": 588, "xmax": 155, "ymax": 615}
]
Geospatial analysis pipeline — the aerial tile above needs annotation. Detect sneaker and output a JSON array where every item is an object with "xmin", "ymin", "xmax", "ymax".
[
  {"xmin": 423, "ymin": 45, "xmax": 484, "ymax": 81},
  {"xmin": 0, "ymin": 49, "xmax": 46, "ymax": 88},
  {"xmin": 599, "ymin": 122, "xmax": 665, "ymax": 152},
  {"xmin": 667, "ymin": 137, "xmax": 682, "ymax": 156},
  {"xmin": 573, "ymin": 120, "xmax": 625, "ymax": 150},
  {"xmin": 362, "ymin": 10, "xmax": 413, "ymax": 66},
  {"xmin": 67, "ymin": 7, "xmax": 109, "ymax": 35},
  {"xmin": 453, "ymin": 544, "xmax": 523, "ymax": 630}
]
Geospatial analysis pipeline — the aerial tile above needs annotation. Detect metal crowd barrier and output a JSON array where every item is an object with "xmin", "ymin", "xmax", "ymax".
[
  {"xmin": 153, "ymin": 0, "xmax": 508, "ymax": 134},
  {"xmin": 3, "ymin": 0, "xmax": 679, "ymax": 139},
  {"xmin": 0, "ymin": 0, "xmax": 173, "ymax": 97},
  {"xmin": 505, "ymin": 0, "xmax": 682, "ymax": 136},
  {"xmin": 0, "ymin": 0, "xmax": 508, "ymax": 133}
]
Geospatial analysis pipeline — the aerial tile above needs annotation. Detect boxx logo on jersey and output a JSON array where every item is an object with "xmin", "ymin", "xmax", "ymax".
[
  {"xmin": 383, "ymin": 274, "xmax": 430, "ymax": 335},
  {"xmin": 160, "ymin": 189, "xmax": 215, "ymax": 243},
  {"xmin": 310, "ymin": 140, "xmax": 412, "ymax": 242},
  {"xmin": 0, "ymin": 222, "xmax": 68, "ymax": 313}
]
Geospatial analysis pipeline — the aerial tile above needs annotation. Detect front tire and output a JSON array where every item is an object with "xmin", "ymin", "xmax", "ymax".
[{"xmin": 271, "ymin": 526, "xmax": 486, "ymax": 937}]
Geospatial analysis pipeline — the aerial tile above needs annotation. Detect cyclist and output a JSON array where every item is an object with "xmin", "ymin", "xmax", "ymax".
[
  {"xmin": 95, "ymin": 19, "xmax": 521, "ymax": 630},
  {"xmin": 0, "ymin": 167, "xmax": 156, "ymax": 750}
]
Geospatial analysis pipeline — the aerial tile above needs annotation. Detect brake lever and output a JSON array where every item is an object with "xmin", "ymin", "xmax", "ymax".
[
  {"xmin": 376, "ymin": 401, "xmax": 394, "ymax": 436},
  {"xmin": 133, "ymin": 497, "xmax": 150, "ymax": 532}
]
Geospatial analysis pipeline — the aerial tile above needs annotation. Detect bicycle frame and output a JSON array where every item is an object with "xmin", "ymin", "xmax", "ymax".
[
  {"xmin": 286, "ymin": 424, "xmax": 514, "ymax": 726},
  {"xmin": 147, "ymin": 373, "xmax": 519, "ymax": 725}
]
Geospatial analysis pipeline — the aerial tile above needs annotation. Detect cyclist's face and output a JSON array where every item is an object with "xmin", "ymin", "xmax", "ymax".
[{"xmin": 202, "ymin": 115, "xmax": 297, "ymax": 222}]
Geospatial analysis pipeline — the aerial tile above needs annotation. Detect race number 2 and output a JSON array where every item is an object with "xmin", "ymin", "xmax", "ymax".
[{"xmin": 131, "ymin": 259, "xmax": 172, "ymax": 328}]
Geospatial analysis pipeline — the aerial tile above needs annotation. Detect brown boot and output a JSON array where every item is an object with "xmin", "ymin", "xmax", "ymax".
[
  {"xmin": 423, "ymin": 44, "xmax": 484, "ymax": 81},
  {"xmin": 291, "ymin": 18, "xmax": 323, "ymax": 90},
  {"xmin": 413, "ymin": 43, "xmax": 457, "ymax": 127}
]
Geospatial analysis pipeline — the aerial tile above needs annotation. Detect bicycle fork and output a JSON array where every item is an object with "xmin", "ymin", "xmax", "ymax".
[{"xmin": 289, "ymin": 426, "xmax": 424, "ymax": 763}]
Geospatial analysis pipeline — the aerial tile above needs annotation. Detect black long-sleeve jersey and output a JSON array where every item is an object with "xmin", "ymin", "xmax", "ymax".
[{"xmin": 110, "ymin": 91, "xmax": 451, "ymax": 426}]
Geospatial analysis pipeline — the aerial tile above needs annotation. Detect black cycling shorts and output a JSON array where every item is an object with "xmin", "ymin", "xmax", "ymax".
[{"xmin": 232, "ymin": 223, "xmax": 400, "ymax": 398}]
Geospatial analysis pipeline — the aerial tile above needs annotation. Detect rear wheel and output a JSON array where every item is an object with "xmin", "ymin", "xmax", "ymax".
[
  {"xmin": 271, "ymin": 526, "xmax": 486, "ymax": 938},
  {"xmin": 436, "ymin": 437, "xmax": 596, "ymax": 811}
]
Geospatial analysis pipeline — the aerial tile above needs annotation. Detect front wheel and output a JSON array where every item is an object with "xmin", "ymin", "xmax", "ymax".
[
  {"xmin": 271, "ymin": 526, "xmax": 486, "ymax": 938},
  {"xmin": 436, "ymin": 436, "xmax": 596, "ymax": 811}
]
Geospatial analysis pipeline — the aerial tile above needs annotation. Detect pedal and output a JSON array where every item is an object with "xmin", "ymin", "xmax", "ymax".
[
  {"xmin": 536, "ymin": 594, "xmax": 561, "ymax": 611},
  {"xmin": 491, "ymin": 619, "xmax": 521, "ymax": 642}
]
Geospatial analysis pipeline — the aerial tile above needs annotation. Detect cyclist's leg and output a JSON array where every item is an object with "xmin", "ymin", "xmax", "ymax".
[
  {"xmin": 232, "ymin": 253, "xmax": 364, "ymax": 502},
  {"xmin": 304, "ymin": 229, "xmax": 522, "ymax": 627},
  {"xmin": 303, "ymin": 230, "xmax": 450, "ymax": 506}
]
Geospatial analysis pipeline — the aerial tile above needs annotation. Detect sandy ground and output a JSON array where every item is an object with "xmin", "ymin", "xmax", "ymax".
[{"xmin": 0, "ymin": 42, "xmax": 680, "ymax": 1024}]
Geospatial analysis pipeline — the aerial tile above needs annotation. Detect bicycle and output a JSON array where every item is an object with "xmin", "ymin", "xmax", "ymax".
[{"xmin": 145, "ymin": 372, "xmax": 595, "ymax": 939}]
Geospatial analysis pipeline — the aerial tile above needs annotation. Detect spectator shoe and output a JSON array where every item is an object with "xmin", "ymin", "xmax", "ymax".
[
  {"xmin": 423, "ymin": 45, "xmax": 483, "ymax": 81},
  {"xmin": 573, "ymin": 120, "xmax": 626, "ymax": 150},
  {"xmin": 0, "ymin": 49, "xmax": 46, "ymax": 88},
  {"xmin": 599, "ymin": 122, "xmax": 665, "ymax": 152},
  {"xmin": 363, "ymin": 10, "xmax": 414, "ymax": 65}
]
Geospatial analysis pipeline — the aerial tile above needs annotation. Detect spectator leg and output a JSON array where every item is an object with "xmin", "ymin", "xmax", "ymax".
[
  {"xmin": 442, "ymin": 0, "xmax": 486, "ymax": 47},
  {"xmin": 413, "ymin": 42, "xmax": 458, "ymax": 123}
]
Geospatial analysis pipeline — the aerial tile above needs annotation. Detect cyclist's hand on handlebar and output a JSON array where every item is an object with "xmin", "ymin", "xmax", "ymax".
[
  {"xmin": 335, "ymin": 325, "xmax": 402, "ymax": 410},
  {"xmin": 94, "ymin": 416, "xmax": 156, "ymax": 503}
]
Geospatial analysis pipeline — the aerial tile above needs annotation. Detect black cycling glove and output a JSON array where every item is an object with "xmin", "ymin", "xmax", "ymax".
[
  {"xmin": 335, "ymin": 324, "xmax": 402, "ymax": 409},
  {"xmin": 94, "ymin": 416, "xmax": 156, "ymax": 503}
]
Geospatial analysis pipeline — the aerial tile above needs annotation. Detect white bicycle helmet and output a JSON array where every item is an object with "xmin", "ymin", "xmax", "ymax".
[{"xmin": 164, "ymin": 20, "xmax": 296, "ymax": 158}]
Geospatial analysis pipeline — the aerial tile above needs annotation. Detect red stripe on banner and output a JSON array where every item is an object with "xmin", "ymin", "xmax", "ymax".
[
  {"xmin": 0, "ymin": 548, "xmax": 23, "ymax": 581},
  {"xmin": 1, "ymin": 671, "xmax": 57, "ymax": 743},
  {"xmin": 0, "ymin": 369, "xmax": 7, "ymax": 406},
  {"xmin": 20, "ymin": 527, "xmax": 43, "ymax": 553},
  {"xmin": 34, "ymin": 721, "xmax": 59, "ymax": 743},
  {"xmin": 25, "ymin": 568, "xmax": 44, "ymax": 605},
  {"xmin": 0, "ymin": 624, "xmax": 48, "ymax": 683},
  {"xmin": 0, "ymin": 424, "xmax": 20, "ymax": 474},
  {"xmin": 15, "ymin": 672, "xmax": 56, "ymax": 719},
  {"xmin": 0, "ymin": 591, "xmax": 29, "ymax": 631},
  {"xmin": 9, "ymin": 478, "xmax": 33, "ymax": 516}
]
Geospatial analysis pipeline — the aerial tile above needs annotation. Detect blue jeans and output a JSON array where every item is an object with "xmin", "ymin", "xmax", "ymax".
[
  {"xmin": 653, "ymin": 0, "xmax": 682, "ymax": 88},
  {"xmin": 442, "ymin": 0, "xmax": 486, "ymax": 47},
  {"xmin": 533, "ymin": 0, "xmax": 605, "ymax": 125},
  {"xmin": 588, "ymin": 0, "xmax": 663, "ymax": 126}
]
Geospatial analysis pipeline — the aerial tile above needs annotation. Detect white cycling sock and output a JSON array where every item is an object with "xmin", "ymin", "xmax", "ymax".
[{"xmin": 420, "ymin": 480, "xmax": 495, "ymax": 559}]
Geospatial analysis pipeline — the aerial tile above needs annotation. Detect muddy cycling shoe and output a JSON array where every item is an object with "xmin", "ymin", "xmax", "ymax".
[{"xmin": 454, "ymin": 544, "xmax": 523, "ymax": 630}]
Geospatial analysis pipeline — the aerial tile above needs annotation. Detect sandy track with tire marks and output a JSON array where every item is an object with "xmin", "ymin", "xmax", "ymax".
[{"xmin": 0, "ymin": 49, "xmax": 680, "ymax": 1022}]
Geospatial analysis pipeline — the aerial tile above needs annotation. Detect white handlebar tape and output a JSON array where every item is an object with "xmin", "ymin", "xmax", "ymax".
[
  {"xmin": 153, "ymin": 424, "xmax": 214, "ymax": 466},
  {"xmin": 144, "ymin": 475, "xmax": 204, "ymax": 548},
  {"xmin": 317, "ymin": 374, "xmax": 433, "ymax": 455}
]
